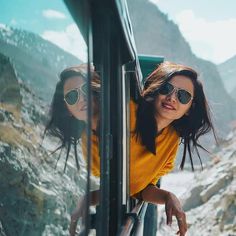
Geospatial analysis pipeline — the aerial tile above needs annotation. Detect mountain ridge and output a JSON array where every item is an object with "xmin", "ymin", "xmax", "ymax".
[
  {"xmin": 127, "ymin": 0, "xmax": 236, "ymax": 135},
  {"xmin": 217, "ymin": 55, "xmax": 236, "ymax": 100},
  {"xmin": 0, "ymin": 25, "xmax": 81, "ymax": 101}
]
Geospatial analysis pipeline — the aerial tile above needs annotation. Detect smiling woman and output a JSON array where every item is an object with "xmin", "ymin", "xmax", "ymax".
[
  {"xmin": 44, "ymin": 64, "xmax": 100, "ymax": 170},
  {"xmin": 129, "ymin": 61, "xmax": 217, "ymax": 236},
  {"xmin": 137, "ymin": 61, "xmax": 216, "ymax": 168},
  {"xmin": 64, "ymin": 61, "xmax": 217, "ymax": 236}
]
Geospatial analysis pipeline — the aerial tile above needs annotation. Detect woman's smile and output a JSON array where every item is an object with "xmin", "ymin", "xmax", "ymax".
[
  {"xmin": 80, "ymin": 104, "xmax": 87, "ymax": 111},
  {"xmin": 161, "ymin": 101, "xmax": 176, "ymax": 110}
]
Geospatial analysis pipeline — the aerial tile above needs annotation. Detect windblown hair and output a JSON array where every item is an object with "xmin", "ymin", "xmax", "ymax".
[
  {"xmin": 44, "ymin": 64, "xmax": 100, "ymax": 171},
  {"xmin": 135, "ymin": 61, "xmax": 217, "ymax": 170}
]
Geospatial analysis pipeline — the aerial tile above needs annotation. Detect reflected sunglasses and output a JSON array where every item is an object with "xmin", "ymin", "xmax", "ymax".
[
  {"xmin": 158, "ymin": 82, "xmax": 193, "ymax": 104},
  {"xmin": 64, "ymin": 83, "xmax": 87, "ymax": 105}
]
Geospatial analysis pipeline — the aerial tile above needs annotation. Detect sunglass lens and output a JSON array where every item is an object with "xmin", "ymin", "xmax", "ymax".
[
  {"xmin": 158, "ymin": 83, "xmax": 174, "ymax": 95},
  {"xmin": 178, "ymin": 90, "xmax": 192, "ymax": 104},
  {"xmin": 65, "ymin": 90, "xmax": 79, "ymax": 105},
  {"xmin": 81, "ymin": 83, "xmax": 87, "ymax": 96}
]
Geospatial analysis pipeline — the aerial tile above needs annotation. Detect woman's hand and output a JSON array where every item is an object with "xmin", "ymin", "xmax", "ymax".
[
  {"xmin": 69, "ymin": 196, "xmax": 86, "ymax": 236},
  {"xmin": 165, "ymin": 192, "xmax": 187, "ymax": 236},
  {"xmin": 69, "ymin": 190, "xmax": 100, "ymax": 236},
  {"xmin": 139, "ymin": 184, "xmax": 187, "ymax": 236}
]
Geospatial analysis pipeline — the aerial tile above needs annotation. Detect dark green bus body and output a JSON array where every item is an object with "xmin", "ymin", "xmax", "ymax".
[{"xmin": 63, "ymin": 1, "xmax": 164, "ymax": 235}]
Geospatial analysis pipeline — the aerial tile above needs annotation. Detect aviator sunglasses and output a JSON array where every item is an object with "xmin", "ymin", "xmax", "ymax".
[
  {"xmin": 64, "ymin": 83, "xmax": 87, "ymax": 105},
  {"xmin": 158, "ymin": 82, "xmax": 193, "ymax": 104}
]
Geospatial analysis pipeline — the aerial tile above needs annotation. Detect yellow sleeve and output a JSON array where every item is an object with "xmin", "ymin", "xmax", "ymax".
[
  {"xmin": 150, "ymin": 175, "xmax": 161, "ymax": 186},
  {"xmin": 130, "ymin": 99, "xmax": 137, "ymax": 132},
  {"xmin": 150, "ymin": 162, "xmax": 174, "ymax": 185},
  {"xmin": 150, "ymin": 145, "xmax": 177, "ymax": 186}
]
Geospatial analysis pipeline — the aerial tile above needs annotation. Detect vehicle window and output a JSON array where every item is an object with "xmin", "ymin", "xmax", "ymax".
[{"xmin": 0, "ymin": 1, "xmax": 98, "ymax": 235}]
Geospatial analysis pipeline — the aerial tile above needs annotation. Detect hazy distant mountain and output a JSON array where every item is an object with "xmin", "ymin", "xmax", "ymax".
[
  {"xmin": 217, "ymin": 55, "xmax": 236, "ymax": 100},
  {"xmin": 0, "ymin": 25, "xmax": 81, "ymax": 101},
  {"xmin": 230, "ymin": 86, "xmax": 236, "ymax": 101},
  {"xmin": 127, "ymin": 0, "xmax": 236, "ymax": 135}
]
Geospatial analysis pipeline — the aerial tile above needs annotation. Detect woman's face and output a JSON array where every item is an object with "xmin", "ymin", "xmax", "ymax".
[
  {"xmin": 63, "ymin": 76, "xmax": 87, "ymax": 121},
  {"xmin": 154, "ymin": 75, "xmax": 194, "ymax": 123}
]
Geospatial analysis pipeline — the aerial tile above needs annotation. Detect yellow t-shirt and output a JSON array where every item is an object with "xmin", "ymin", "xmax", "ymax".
[
  {"xmin": 82, "ymin": 100, "xmax": 180, "ymax": 196},
  {"xmin": 81, "ymin": 132, "xmax": 100, "ymax": 177},
  {"xmin": 129, "ymin": 100, "xmax": 179, "ymax": 196}
]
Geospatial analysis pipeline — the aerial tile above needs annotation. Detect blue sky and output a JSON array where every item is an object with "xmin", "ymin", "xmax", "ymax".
[
  {"xmin": 0, "ymin": 0, "xmax": 70, "ymax": 33},
  {"xmin": 0, "ymin": 0, "xmax": 87, "ymax": 61},
  {"xmin": 150, "ymin": 0, "xmax": 236, "ymax": 64}
]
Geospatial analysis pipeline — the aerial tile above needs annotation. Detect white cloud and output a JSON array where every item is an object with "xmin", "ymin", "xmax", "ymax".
[
  {"xmin": 41, "ymin": 23, "xmax": 87, "ymax": 61},
  {"xmin": 0, "ymin": 23, "xmax": 7, "ymax": 29},
  {"xmin": 175, "ymin": 9, "xmax": 236, "ymax": 63},
  {"xmin": 42, "ymin": 9, "xmax": 66, "ymax": 19}
]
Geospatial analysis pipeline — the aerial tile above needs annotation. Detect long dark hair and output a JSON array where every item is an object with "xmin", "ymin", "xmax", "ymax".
[
  {"xmin": 44, "ymin": 64, "xmax": 100, "ymax": 171},
  {"xmin": 135, "ymin": 61, "xmax": 217, "ymax": 170}
]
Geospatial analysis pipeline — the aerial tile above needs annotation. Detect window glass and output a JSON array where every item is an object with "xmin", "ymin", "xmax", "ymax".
[{"xmin": 0, "ymin": 1, "xmax": 99, "ymax": 235}]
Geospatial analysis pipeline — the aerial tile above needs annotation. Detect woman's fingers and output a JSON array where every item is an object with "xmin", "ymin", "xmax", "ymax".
[
  {"xmin": 165, "ymin": 193, "xmax": 187, "ymax": 235},
  {"xmin": 166, "ymin": 206, "xmax": 173, "ymax": 226},
  {"xmin": 176, "ymin": 212, "xmax": 187, "ymax": 236},
  {"xmin": 69, "ymin": 217, "xmax": 77, "ymax": 236},
  {"xmin": 69, "ymin": 200, "xmax": 84, "ymax": 236}
]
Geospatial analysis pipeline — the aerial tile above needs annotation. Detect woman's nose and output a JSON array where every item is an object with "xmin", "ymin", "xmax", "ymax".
[
  {"xmin": 166, "ymin": 89, "xmax": 177, "ymax": 102},
  {"xmin": 80, "ymin": 92, "xmax": 87, "ymax": 103}
]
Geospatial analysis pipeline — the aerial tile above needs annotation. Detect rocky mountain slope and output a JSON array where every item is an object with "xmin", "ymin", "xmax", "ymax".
[
  {"xmin": 127, "ymin": 0, "xmax": 236, "ymax": 135},
  {"xmin": 183, "ymin": 139, "xmax": 236, "ymax": 236},
  {"xmin": 158, "ymin": 128, "xmax": 236, "ymax": 236},
  {"xmin": 0, "ymin": 25, "xmax": 81, "ymax": 101},
  {"xmin": 218, "ymin": 55, "xmax": 236, "ymax": 101},
  {"xmin": 0, "ymin": 34, "xmax": 90, "ymax": 235}
]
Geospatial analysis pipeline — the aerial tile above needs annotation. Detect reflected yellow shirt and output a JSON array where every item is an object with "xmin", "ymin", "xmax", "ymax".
[
  {"xmin": 82, "ymin": 133, "xmax": 100, "ymax": 177},
  {"xmin": 82, "ymin": 100, "xmax": 180, "ymax": 196}
]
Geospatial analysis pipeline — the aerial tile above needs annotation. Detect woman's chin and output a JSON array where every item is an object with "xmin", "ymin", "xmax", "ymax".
[
  {"xmin": 78, "ymin": 117, "xmax": 87, "ymax": 122},
  {"xmin": 72, "ymin": 113, "xmax": 87, "ymax": 122}
]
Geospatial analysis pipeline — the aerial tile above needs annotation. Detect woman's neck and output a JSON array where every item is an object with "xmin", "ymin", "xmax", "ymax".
[
  {"xmin": 92, "ymin": 114, "xmax": 98, "ymax": 131},
  {"xmin": 155, "ymin": 116, "xmax": 172, "ymax": 133}
]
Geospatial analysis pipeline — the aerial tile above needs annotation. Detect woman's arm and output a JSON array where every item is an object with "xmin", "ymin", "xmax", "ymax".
[
  {"xmin": 69, "ymin": 190, "xmax": 100, "ymax": 236},
  {"xmin": 138, "ymin": 184, "xmax": 187, "ymax": 236}
]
